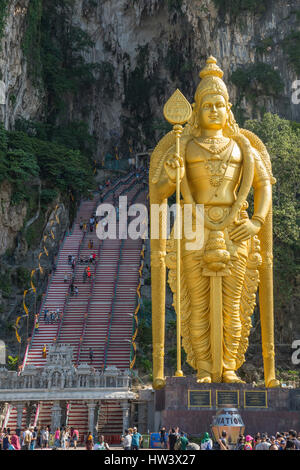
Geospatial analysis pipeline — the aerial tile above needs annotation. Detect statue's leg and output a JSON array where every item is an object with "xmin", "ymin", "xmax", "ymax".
[
  {"xmin": 222, "ymin": 253, "xmax": 247, "ymax": 383},
  {"xmin": 182, "ymin": 251, "xmax": 211, "ymax": 382}
]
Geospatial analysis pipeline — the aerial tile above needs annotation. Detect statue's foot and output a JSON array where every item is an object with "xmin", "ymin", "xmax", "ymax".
[
  {"xmin": 266, "ymin": 378, "xmax": 280, "ymax": 388},
  {"xmin": 197, "ymin": 370, "xmax": 212, "ymax": 383},
  {"xmin": 153, "ymin": 378, "xmax": 166, "ymax": 390},
  {"xmin": 222, "ymin": 370, "xmax": 245, "ymax": 384}
]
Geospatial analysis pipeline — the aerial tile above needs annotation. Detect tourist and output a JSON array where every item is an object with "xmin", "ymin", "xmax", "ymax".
[
  {"xmin": 89, "ymin": 347, "xmax": 94, "ymax": 363},
  {"xmin": 94, "ymin": 435, "xmax": 110, "ymax": 450},
  {"xmin": 64, "ymin": 272, "xmax": 68, "ymax": 283},
  {"xmin": 159, "ymin": 426, "xmax": 167, "ymax": 449},
  {"xmin": 80, "ymin": 219, "xmax": 83, "ymax": 230},
  {"xmin": 235, "ymin": 435, "xmax": 246, "ymax": 450},
  {"xmin": 276, "ymin": 434, "xmax": 286, "ymax": 450},
  {"xmin": 168, "ymin": 428, "xmax": 178, "ymax": 451},
  {"xmin": 200, "ymin": 432, "xmax": 213, "ymax": 450},
  {"xmin": 61, "ymin": 428, "xmax": 67, "ymax": 450},
  {"xmin": 179, "ymin": 432, "xmax": 189, "ymax": 450},
  {"xmin": 284, "ymin": 440, "xmax": 297, "ymax": 450},
  {"xmin": 255, "ymin": 434, "xmax": 271, "ymax": 450},
  {"xmin": 122, "ymin": 429, "xmax": 132, "ymax": 450},
  {"xmin": 288, "ymin": 429, "xmax": 300, "ymax": 449},
  {"xmin": 42, "ymin": 344, "xmax": 47, "ymax": 359},
  {"xmin": 131, "ymin": 427, "xmax": 142, "ymax": 450},
  {"xmin": 42, "ymin": 426, "xmax": 49, "ymax": 448},
  {"xmin": 73, "ymin": 427, "xmax": 79, "ymax": 450},
  {"xmin": 75, "ymin": 286, "xmax": 79, "ymax": 297},
  {"xmin": 54, "ymin": 428, "xmax": 60, "ymax": 448},
  {"xmin": 85, "ymin": 431, "xmax": 94, "ymax": 450},
  {"xmin": 23, "ymin": 427, "xmax": 32, "ymax": 450},
  {"xmin": 243, "ymin": 435, "xmax": 253, "ymax": 450},
  {"xmin": 10, "ymin": 431, "xmax": 21, "ymax": 450},
  {"xmin": 30, "ymin": 427, "xmax": 37, "ymax": 450},
  {"xmin": 2, "ymin": 431, "xmax": 10, "ymax": 450},
  {"xmin": 269, "ymin": 443, "xmax": 279, "ymax": 450},
  {"xmin": 43, "ymin": 308, "xmax": 49, "ymax": 322},
  {"xmin": 34, "ymin": 320, "xmax": 39, "ymax": 335}
]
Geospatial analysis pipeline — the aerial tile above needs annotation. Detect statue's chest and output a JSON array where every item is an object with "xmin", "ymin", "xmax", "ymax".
[{"xmin": 186, "ymin": 140, "xmax": 242, "ymax": 186}]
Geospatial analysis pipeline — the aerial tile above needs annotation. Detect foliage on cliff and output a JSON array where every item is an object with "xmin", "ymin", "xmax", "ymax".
[
  {"xmin": 22, "ymin": 0, "xmax": 102, "ymax": 125},
  {"xmin": 0, "ymin": 124, "xmax": 94, "ymax": 205}
]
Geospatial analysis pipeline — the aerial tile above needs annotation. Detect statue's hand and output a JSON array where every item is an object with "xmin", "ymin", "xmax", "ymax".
[
  {"xmin": 229, "ymin": 219, "xmax": 261, "ymax": 242},
  {"xmin": 164, "ymin": 155, "xmax": 185, "ymax": 184}
]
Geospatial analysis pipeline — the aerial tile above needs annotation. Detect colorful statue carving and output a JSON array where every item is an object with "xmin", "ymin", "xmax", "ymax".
[{"xmin": 150, "ymin": 56, "xmax": 279, "ymax": 389}]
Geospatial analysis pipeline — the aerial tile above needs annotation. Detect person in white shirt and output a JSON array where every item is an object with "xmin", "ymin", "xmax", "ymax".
[{"xmin": 122, "ymin": 429, "xmax": 132, "ymax": 451}]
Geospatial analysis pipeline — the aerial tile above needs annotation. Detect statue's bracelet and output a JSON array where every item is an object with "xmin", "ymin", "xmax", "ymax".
[{"xmin": 252, "ymin": 215, "xmax": 265, "ymax": 226}]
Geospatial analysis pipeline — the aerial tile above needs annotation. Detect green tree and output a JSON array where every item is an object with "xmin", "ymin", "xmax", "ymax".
[{"xmin": 245, "ymin": 113, "xmax": 299, "ymax": 317}]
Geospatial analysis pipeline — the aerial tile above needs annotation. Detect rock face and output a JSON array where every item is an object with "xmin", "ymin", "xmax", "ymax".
[
  {"xmin": 0, "ymin": 181, "xmax": 27, "ymax": 256},
  {"xmin": 0, "ymin": 0, "xmax": 44, "ymax": 129},
  {"xmin": 0, "ymin": 0, "xmax": 299, "ymax": 150}
]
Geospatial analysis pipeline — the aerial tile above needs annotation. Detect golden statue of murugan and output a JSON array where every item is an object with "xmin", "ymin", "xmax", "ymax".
[{"xmin": 150, "ymin": 56, "xmax": 280, "ymax": 389}]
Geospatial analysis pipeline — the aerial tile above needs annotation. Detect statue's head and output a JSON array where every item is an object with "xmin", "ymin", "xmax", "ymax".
[{"xmin": 190, "ymin": 56, "xmax": 239, "ymax": 136}]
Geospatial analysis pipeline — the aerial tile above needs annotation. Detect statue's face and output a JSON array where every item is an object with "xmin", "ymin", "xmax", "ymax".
[{"xmin": 198, "ymin": 93, "xmax": 227, "ymax": 130}]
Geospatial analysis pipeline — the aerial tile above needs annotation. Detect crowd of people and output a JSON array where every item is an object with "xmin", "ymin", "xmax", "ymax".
[
  {"xmin": 0, "ymin": 425, "xmax": 78, "ymax": 450},
  {"xmin": 157, "ymin": 427, "xmax": 300, "ymax": 451},
  {"xmin": 0, "ymin": 426, "xmax": 113, "ymax": 451}
]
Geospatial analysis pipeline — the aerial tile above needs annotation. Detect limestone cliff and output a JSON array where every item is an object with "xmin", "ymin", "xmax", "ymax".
[
  {"xmin": 0, "ymin": 0, "xmax": 44, "ymax": 129},
  {"xmin": 0, "ymin": 0, "xmax": 299, "ymax": 155}
]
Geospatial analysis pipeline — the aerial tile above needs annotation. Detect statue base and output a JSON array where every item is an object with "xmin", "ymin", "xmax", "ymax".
[{"xmin": 154, "ymin": 376, "xmax": 300, "ymax": 437}]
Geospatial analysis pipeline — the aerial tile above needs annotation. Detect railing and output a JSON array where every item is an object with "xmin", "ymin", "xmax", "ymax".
[
  {"xmin": 74, "ymin": 173, "xmax": 129, "ymax": 365},
  {"xmin": 20, "ymin": 213, "xmax": 81, "ymax": 372},
  {"xmin": 75, "ymin": 237, "xmax": 103, "ymax": 366},
  {"xmin": 56, "ymin": 193, "xmax": 103, "ymax": 342},
  {"xmin": 55, "ymin": 231, "xmax": 88, "ymax": 342},
  {"xmin": 33, "ymin": 403, "xmax": 40, "ymax": 428},
  {"xmin": 101, "ymin": 176, "xmax": 141, "ymax": 370},
  {"xmin": 1, "ymin": 404, "xmax": 11, "ymax": 431},
  {"xmin": 102, "ymin": 239, "xmax": 124, "ymax": 371}
]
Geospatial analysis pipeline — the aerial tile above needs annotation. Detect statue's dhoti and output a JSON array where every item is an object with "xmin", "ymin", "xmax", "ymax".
[{"xmin": 167, "ymin": 214, "xmax": 261, "ymax": 381}]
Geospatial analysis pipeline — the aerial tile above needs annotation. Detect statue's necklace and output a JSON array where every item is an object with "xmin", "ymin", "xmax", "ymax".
[
  {"xmin": 193, "ymin": 138, "xmax": 233, "ymax": 187},
  {"xmin": 193, "ymin": 137, "xmax": 231, "ymax": 155}
]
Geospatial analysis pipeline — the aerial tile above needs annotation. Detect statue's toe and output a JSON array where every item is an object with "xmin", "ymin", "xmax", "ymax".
[
  {"xmin": 266, "ymin": 379, "xmax": 280, "ymax": 388},
  {"xmin": 197, "ymin": 370, "xmax": 212, "ymax": 383},
  {"xmin": 153, "ymin": 378, "xmax": 166, "ymax": 390},
  {"xmin": 222, "ymin": 371, "xmax": 245, "ymax": 384}
]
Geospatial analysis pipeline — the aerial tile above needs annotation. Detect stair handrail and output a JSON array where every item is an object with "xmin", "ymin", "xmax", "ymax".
[
  {"xmin": 20, "ymin": 211, "xmax": 82, "ymax": 372},
  {"xmin": 102, "ymin": 181, "xmax": 145, "ymax": 370},
  {"xmin": 75, "ymin": 236, "xmax": 102, "ymax": 366},
  {"xmin": 55, "ymin": 230, "xmax": 88, "ymax": 342},
  {"xmin": 73, "ymin": 177, "xmax": 127, "ymax": 365},
  {"xmin": 102, "ymin": 238, "xmax": 124, "ymax": 371},
  {"xmin": 56, "ymin": 194, "xmax": 102, "ymax": 342}
]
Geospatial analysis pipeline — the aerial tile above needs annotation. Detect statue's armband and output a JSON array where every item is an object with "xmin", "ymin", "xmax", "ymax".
[{"xmin": 252, "ymin": 148, "xmax": 271, "ymax": 189}]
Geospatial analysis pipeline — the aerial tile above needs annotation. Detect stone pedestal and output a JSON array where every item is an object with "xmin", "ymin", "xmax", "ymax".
[
  {"xmin": 155, "ymin": 377, "xmax": 300, "ymax": 436},
  {"xmin": 121, "ymin": 401, "xmax": 130, "ymax": 432},
  {"xmin": 87, "ymin": 401, "xmax": 97, "ymax": 437},
  {"xmin": 51, "ymin": 401, "xmax": 62, "ymax": 432},
  {"xmin": 16, "ymin": 402, "xmax": 25, "ymax": 429}
]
